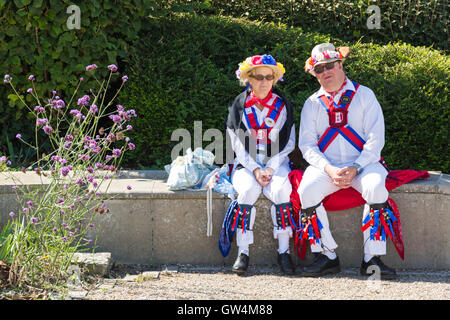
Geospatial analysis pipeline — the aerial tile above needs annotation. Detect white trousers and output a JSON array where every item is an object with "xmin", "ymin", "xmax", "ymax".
[
  {"xmin": 298, "ymin": 162, "xmax": 389, "ymax": 256},
  {"xmin": 231, "ymin": 163, "xmax": 293, "ymax": 249}
]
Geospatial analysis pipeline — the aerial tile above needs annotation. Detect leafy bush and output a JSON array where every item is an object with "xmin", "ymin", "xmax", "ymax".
[
  {"xmin": 0, "ymin": 0, "xmax": 155, "ymax": 167},
  {"xmin": 121, "ymin": 13, "xmax": 449, "ymax": 172},
  {"xmin": 192, "ymin": 0, "xmax": 448, "ymax": 51}
]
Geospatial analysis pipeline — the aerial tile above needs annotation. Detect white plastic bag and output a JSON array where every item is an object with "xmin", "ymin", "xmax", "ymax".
[
  {"xmin": 201, "ymin": 164, "xmax": 236, "ymax": 200},
  {"xmin": 165, "ymin": 148, "xmax": 216, "ymax": 190}
]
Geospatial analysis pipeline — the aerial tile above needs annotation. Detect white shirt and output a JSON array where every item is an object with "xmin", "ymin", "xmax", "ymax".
[
  {"xmin": 298, "ymin": 78, "xmax": 385, "ymax": 171},
  {"xmin": 228, "ymin": 92, "xmax": 295, "ymax": 172}
]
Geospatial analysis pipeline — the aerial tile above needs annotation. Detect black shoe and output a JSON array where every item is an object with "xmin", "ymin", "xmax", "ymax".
[
  {"xmin": 360, "ymin": 256, "xmax": 397, "ymax": 280},
  {"xmin": 232, "ymin": 253, "xmax": 249, "ymax": 274},
  {"xmin": 302, "ymin": 254, "xmax": 341, "ymax": 277},
  {"xmin": 277, "ymin": 252, "xmax": 295, "ymax": 275}
]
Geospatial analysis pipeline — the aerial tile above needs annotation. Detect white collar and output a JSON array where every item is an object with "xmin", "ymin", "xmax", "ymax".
[{"xmin": 315, "ymin": 77, "xmax": 355, "ymax": 98}]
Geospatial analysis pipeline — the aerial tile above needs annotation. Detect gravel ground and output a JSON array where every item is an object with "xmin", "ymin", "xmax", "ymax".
[{"xmin": 84, "ymin": 264, "xmax": 450, "ymax": 300}]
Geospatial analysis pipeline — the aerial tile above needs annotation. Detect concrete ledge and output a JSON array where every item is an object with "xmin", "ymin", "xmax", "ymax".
[{"xmin": 1, "ymin": 170, "xmax": 449, "ymax": 270}]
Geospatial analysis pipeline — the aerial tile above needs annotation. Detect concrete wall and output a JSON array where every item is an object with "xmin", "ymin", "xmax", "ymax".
[{"xmin": 1, "ymin": 170, "xmax": 449, "ymax": 269}]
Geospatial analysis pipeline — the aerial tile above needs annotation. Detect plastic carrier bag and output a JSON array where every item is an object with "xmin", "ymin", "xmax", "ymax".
[
  {"xmin": 165, "ymin": 148, "xmax": 216, "ymax": 190},
  {"xmin": 201, "ymin": 165, "xmax": 236, "ymax": 200}
]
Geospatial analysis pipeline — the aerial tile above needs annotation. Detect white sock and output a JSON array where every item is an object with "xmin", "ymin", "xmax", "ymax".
[
  {"xmin": 322, "ymin": 250, "xmax": 337, "ymax": 260},
  {"xmin": 277, "ymin": 233, "xmax": 290, "ymax": 254},
  {"xmin": 238, "ymin": 246, "xmax": 249, "ymax": 256},
  {"xmin": 364, "ymin": 254, "xmax": 375, "ymax": 262}
]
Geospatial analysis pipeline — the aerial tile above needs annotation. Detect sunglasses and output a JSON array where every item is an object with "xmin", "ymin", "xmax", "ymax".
[
  {"xmin": 250, "ymin": 74, "xmax": 275, "ymax": 81},
  {"xmin": 313, "ymin": 61, "xmax": 338, "ymax": 74}
]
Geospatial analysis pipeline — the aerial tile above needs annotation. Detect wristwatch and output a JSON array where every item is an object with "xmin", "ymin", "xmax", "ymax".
[{"xmin": 353, "ymin": 163, "xmax": 363, "ymax": 175}]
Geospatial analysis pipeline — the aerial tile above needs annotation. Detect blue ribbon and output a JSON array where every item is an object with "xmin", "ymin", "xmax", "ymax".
[
  {"xmin": 218, "ymin": 200, "xmax": 238, "ymax": 257},
  {"xmin": 317, "ymin": 216, "xmax": 324, "ymax": 230}
]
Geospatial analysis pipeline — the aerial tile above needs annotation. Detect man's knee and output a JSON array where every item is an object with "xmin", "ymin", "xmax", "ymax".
[
  {"xmin": 297, "ymin": 179, "xmax": 326, "ymax": 205},
  {"xmin": 263, "ymin": 179, "xmax": 291, "ymax": 203},
  {"xmin": 360, "ymin": 173, "xmax": 388, "ymax": 202}
]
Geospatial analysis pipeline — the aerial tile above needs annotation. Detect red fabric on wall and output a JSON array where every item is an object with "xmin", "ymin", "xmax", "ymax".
[
  {"xmin": 288, "ymin": 169, "xmax": 429, "ymax": 260},
  {"xmin": 289, "ymin": 169, "xmax": 429, "ymax": 213}
]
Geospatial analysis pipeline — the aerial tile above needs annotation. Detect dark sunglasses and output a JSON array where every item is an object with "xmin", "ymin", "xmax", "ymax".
[
  {"xmin": 313, "ymin": 61, "xmax": 338, "ymax": 74},
  {"xmin": 250, "ymin": 74, "xmax": 275, "ymax": 81}
]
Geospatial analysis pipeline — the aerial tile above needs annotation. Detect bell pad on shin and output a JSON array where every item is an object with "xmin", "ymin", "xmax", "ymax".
[
  {"xmin": 234, "ymin": 204, "xmax": 253, "ymax": 231},
  {"xmin": 274, "ymin": 202, "xmax": 294, "ymax": 228},
  {"xmin": 301, "ymin": 202, "xmax": 321, "ymax": 218},
  {"xmin": 369, "ymin": 201, "xmax": 389, "ymax": 211}
]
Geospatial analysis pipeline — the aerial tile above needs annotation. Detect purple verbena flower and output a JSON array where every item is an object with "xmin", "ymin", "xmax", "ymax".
[
  {"xmin": 112, "ymin": 149, "xmax": 122, "ymax": 157},
  {"xmin": 109, "ymin": 114, "xmax": 122, "ymax": 123},
  {"xmin": 108, "ymin": 64, "xmax": 118, "ymax": 72},
  {"xmin": 128, "ymin": 109, "xmax": 137, "ymax": 117},
  {"xmin": 128, "ymin": 143, "xmax": 136, "ymax": 150},
  {"xmin": 36, "ymin": 118, "xmax": 48, "ymax": 127},
  {"xmin": 51, "ymin": 99, "xmax": 66, "ymax": 110},
  {"xmin": 28, "ymin": 75, "xmax": 35, "ymax": 81},
  {"xmin": 89, "ymin": 104, "xmax": 98, "ymax": 114},
  {"xmin": 16, "ymin": 133, "xmax": 22, "ymax": 139},
  {"xmin": 70, "ymin": 109, "xmax": 84, "ymax": 121},
  {"xmin": 122, "ymin": 75, "xmax": 128, "ymax": 82},
  {"xmin": 30, "ymin": 217, "xmax": 39, "ymax": 224},
  {"xmin": 60, "ymin": 166, "xmax": 70, "ymax": 177},
  {"xmin": 77, "ymin": 95, "xmax": 90, "ymax": 107},
  {"xmin": 85, "ymin": 64, "xmax": 98, "ymax": 71},
  {"xmin": 43, "ymin": 125, "xmax": 53, "ymax": 135},
  {"xmin": 106, "ymin": 133, "xmax": 115, "ymax": 142},
  {"xmin": 9, "ymin": 211, "xmax": 15, "ymax": 217},
  {"xmin": 78, "ymin": 154, "xmax": 91, "ymax": 161}
]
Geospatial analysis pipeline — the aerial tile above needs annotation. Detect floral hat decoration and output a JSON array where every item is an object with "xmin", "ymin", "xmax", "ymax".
[
  {"xmin": 304, "ymin": 43, "xmax": 350, "ymax": 74},
  {"xmin": 236, "ymin": 54, "xmax": 286, "ymax": 82}
]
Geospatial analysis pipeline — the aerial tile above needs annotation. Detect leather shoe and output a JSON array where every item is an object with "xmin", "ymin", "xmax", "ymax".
[
  {"xmin": 232, "ymin": 253, "xmax": 249, "ymax": 274},
  {"xmin": 360, "ymin": 256, "xmax": 397, "ymax": 280},
  {"xmin": 302, "ymin": 254, "xmax": 341, "ymax": 277},
  {"xmin": 277, "ymin": 252, "xmax": 295, "ymax": 275}
]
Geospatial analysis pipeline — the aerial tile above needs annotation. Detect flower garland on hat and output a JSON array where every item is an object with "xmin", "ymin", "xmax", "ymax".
[
  {"xmin": 235, "ymin": 54, "xmax": 285, "ymax": 80},
  {"xmin": 304, "ymin": 47, "xmax": 350, "ymax": 73}
]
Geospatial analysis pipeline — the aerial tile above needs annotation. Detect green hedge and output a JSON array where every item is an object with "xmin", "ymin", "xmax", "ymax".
[
  {"xmin": 192, "ymin": 0, "xmax": 448, "ymax": 51},
  {"xmin": 0, "ymin": 0, "xmax": 156, "ymax": 165},
  {"xmin": 121, "ymin": 13, "xmax": 449, "ymax": 172}
]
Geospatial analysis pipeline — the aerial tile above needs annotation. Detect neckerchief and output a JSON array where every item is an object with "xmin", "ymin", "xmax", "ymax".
[{"xmin": 245, "ymin": 90, "xmax": 275, "ymax": 110}]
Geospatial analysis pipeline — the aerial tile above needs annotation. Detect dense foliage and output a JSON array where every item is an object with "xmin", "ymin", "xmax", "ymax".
[
  {"xmin": 0, "ymin": 0, "xmax": 155, "ymax": 165},
  {"xmin": 122, "ymin": 14, "xmax": 449, "ymax": 171},
  {"xmin": 192, "ymin": 0, "xmax": 448, "ymax": 51},
  {"xmin": 1, "ymin": 1, "xmax": 448, "ymax": 171}
]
